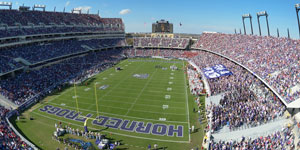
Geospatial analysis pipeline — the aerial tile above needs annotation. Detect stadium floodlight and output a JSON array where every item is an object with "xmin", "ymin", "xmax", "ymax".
[
  {"xmin": 277, "ymin": 28, "xmax": 280, "ymax": 37},
  {"xmin": 0, "ymin": 2, "xmax": 12, "ymax": 10},
  {"xmin": 295, "ymin": 4, "xmax": 300, "ymax": 38},
  {"xmin": 256, "ymin": 11, "xmax": 270, "ymax": 36},
  {"xmin": 287, "ymin": 28, "xmax": 290, "ymax": 39},
  {"xmin": 242, "ymin": 13, "xmax": 254, "ymax": 35}
]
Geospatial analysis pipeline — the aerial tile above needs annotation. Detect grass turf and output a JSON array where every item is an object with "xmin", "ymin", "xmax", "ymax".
[{"xmin": 11, "ymin": 58, "xmax": 206, "ymax": 150}]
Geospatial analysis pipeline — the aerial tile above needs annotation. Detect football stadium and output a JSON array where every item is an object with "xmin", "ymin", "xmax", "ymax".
[{"xmin": 0, "ymin": 0, "xmax": 299, "ymax": 150}]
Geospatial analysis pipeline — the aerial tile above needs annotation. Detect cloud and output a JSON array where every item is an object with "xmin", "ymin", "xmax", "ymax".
[
  {"xmin": 119, "ymin": 9, "xmax": 131, "ymax": 15},
  {"xmin": 74, "ymin": 6, "xmax": 91, "ymax": 13},
  {"xmin": 65, "ymin": 1, "xmax": 70, "ymax": 7}
]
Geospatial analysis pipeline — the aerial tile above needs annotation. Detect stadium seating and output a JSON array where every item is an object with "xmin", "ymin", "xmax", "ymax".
[
  {"xmin": 0, "ymin": 9, "xmax": 124, "ymax": 38},
  {"xmin": 191, "ymin": 51, "xmax": 285, "ymax": 131},
  {"xmin": 133, "ymin": 37, "xmax": 189, "ymax": 49},
  {"xmin": 210, "ymin": 126, "xmax": 294, "ymax": 149},
  {"xmin": 0, "ymin": 105, "xmax": 32, "ymax": 149},
  {"xmin": 0, "ymin": 48, "xmax": 125, "ymax": 105},
  {"xmin": 0, "ymin": 38, "xmax": 125, "ymax": 74},
  {"xmin": 193, "ymin": 33, "xmax": 300, "ymax": 103}
]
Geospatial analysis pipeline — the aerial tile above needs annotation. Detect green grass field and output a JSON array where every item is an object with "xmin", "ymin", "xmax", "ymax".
[{"xmin": 12, "ymin": 58, "xmax": 206, "ymax": 150}]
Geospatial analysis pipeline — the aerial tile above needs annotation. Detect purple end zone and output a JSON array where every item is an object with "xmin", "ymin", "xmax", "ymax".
[
  {"xmin": 39, "ymin": 105, "xmax": 53, "ymax": 112},
  {"xmin": 105, "ymin": 118, "xmax": 123, "ymax": 129},
  {"xmin": 120, "ymin": 120, "xmax": 137, "ymax": 132},
  {"xmin": 168, "ymin": 125, "xmax": 183, "ymax": 137},
  {"xmin": 65, "ymin": 111, "xmax": 80, "ymax": 120},
  {"xmin": 92, "ymin": 116, "xmax": 109, "ymax": 127},
  {"xmin": 47, "ymin": 107, "xmax": 61, "ymax": 114},
  {"xmin": 151, "ymin": 124, "xmax": 167, "ymax": 136},
  {"xmin": 135, "ymin": 122, "xmax": 152, "ymax": 134},
  {"xmin": 55, "ymin": 109, "xmax": 70, "ymax": 117},
  {"xmin": 75, "ymin": 113, "xmax": 93, "ymax": 122}
]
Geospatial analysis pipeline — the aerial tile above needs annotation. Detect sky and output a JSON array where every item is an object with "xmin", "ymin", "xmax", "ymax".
[{"xmin": 3, "ymin": 0, "xmax": 300, "ymax": 38}]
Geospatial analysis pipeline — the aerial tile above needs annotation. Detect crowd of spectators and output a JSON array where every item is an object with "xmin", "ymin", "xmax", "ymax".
[
  {"xmin": 125, "ymin": 48, "xmax": 186, "ymax": 58},
  {"xmin": 0, "ymin": 38, "xmax": 125, "ymax": 74},
  {"xmin": 0, "ymin": 48, "xmax": 125, "ymax": 105},
  {"xmin": 0, "ymin": 9, "xmax": 124, "ymax": 38},
  {"xmin": 210, "ymin": 126, "xmax": 295, "ymax": 150},
  {"xmin": 193, "ymin": 33, "xmax": 300, "ymax": 103},
  {"xmin": 0, "ymin": 55, "xmax": 22, "ymax": 73},
  {"xmin": 191, "ymin": 51, "xmax": 285, "ymax": 131},
  {"xmin": 187, "ymin": 66, "xmax": 204, "ymax": 95},
  {"xmin": 0, "ymin": 106, "xmax": 32, "ymax": 150},
  {"xmin": 133, "ymin": 37, "xmax": 189, "ymax": 49},
  {"xmin": 0, "ymin": 26, "xmax": 122, "ymax": 39}
]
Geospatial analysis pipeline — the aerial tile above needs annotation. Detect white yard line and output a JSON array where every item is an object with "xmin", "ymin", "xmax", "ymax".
[
  {"xmin": 183, "ymin": 60, "xmax": 191, "ymax": 142},
  {"xmin": 124, "ymin": 63, "xmax": 160, "ymax": 116},
  {"xmin": 36, "ymin": 103, "xmax": 187, "ymax": 124},
  {"xmin": 32, "ymin": 112, "xmax": 189, "ymax": 143},
  {"xmin": 58, "ymin": 94, "xmax": 186, "ymax": 104},
  {"xmin": 86, "ymin": 61, "xmax": 147, "ymax": 110},
  {"xmin": 48, "ymin": 102, "xmax": 186, "ymax": 116},
  {"xmin": 50, "ymin": 96, "xmax": 186, "ymax": 110}
]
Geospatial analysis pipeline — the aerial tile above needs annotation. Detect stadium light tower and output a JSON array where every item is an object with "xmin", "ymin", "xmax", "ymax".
[
  {"xmin": 277, "ymin": 28, "xmax": 280, "ymax": 37},
  {"xmin": 257, "ymin": 11, "xmax": 270, "ymax": 36},
  {"xmin": 242, "ymin": 14, "xmax": 254, "ymax": 35},
  {"xmin": 295, "ymin": 4, "xmax": 300, "ymax": 38}
]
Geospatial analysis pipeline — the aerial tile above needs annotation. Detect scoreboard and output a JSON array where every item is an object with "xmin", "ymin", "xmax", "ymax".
[{"xmin": 152, "ymin": 19, "xmax": 173, "ymax": 33}]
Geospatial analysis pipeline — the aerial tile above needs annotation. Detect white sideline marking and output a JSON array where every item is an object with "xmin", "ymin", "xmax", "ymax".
[
  {"xmin": 33, "ymin": 112, "xmax": 189, "ymax": 143},
  {"xmin": 182, "ymin": 61, "xmax": 191, "ymax": 142}
]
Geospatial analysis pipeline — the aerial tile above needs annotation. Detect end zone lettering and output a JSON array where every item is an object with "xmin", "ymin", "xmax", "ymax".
[{"xmin": 39, "ymin": 105, "xmax": 183, "ymax": 137}]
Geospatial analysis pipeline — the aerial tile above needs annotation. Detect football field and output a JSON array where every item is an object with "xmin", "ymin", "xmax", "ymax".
[{"xmin": 13, "ymin": 58, "xmax": 206, "ymax": 150}]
